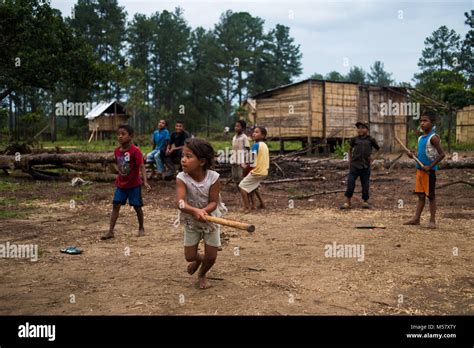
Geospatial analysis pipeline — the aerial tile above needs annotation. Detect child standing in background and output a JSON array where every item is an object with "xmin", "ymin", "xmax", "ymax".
[
  {"xmin": 102, "ymin": 125, "xmax": 151, "ymax": 240},
  {"xmin": 340, "ymin": 121, "xmax": 380, "ymax": 210},
  {"xmin": 239, "ymin": 127, "xmax": 269, "ymax": 213},
  {"xmin": 230, "ymin": 120, "xmax": 250, "ymax": 188}
]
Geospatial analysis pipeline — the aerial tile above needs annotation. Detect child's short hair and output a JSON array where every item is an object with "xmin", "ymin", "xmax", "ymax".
[
  {"xmin": 422, "ymin": 110, "xmax": 437, "ymax": 123},
  {"xmin": 184, "ymin": 138, "xmax": 215, "ymax": 170},
  {"xmin": 176, "ymin": 120, "xmax": 184, "ymax": 126},
  {"xmin": 118, "ymin": 124, "xmax": 134, "ymax": 136},
  {"xmin": 255, "ymin": 126, "xmax": 267, "ymax": 139},
  {"xmin": 236, "ymin": 119, "xmax": 247, "ymax": 129}
]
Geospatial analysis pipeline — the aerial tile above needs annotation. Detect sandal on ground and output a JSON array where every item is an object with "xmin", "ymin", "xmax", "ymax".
[{"xmin": 60, "ymin": 246, "xmax": 83, "ymax": 255}]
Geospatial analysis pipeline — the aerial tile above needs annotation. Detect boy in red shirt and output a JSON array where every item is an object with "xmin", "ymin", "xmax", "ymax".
[{"xmin": 101, "ymin": 125, "xmax": 151, "ymax": 240}]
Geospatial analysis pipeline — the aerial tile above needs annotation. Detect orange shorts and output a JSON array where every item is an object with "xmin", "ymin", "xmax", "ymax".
[{"xmin": 415, "ymin": 169, "xmax": 436, "ymax": 199}]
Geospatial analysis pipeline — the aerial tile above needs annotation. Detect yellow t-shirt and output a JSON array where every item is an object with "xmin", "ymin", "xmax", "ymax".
[{"xmin": 250, "ymin": 141, "xmax": 269, "ymax": 176}]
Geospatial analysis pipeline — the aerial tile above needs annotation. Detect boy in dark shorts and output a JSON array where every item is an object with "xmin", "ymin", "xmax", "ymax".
[
  {"xmin": 341, "ymin": 121, "xmax": 380, "ymax": 209},
  {"xmin": 101, "ymin": 125, "xmax": 151, "ymax": 240},
  {"xmin": 403, "ymin": 112, "xmax": 445, "ymax": 229}
]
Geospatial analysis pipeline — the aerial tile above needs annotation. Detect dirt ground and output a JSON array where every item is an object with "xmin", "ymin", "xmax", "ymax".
[{"xmin": 0, "ymin": 166, "xmax": 473, "ymax": 315}]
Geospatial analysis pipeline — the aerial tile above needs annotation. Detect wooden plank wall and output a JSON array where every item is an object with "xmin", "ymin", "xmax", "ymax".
[
  {"xmin": 456, "ymin": 105, "xmax": 474, "ymax": 143},
  {"xmin": 88, "ymin": 115, "xmax": 129, "ymax": 131},
  {"xmin": 255, "ymin": 82, "xmax": 310, "ymax": 138},
  {"xmin": 254, "ymin": 81, "xmax": 408, "ymax": 151},
  {"xmin": 324, "ymin": 82, "xmax": 359, "ymax": 139},
  {"xmin": 364, "ymin": 88, "xmax": 407, "ymax": 151}
]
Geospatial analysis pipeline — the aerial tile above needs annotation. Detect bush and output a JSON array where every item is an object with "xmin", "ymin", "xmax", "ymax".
[{"xmin": 333, "ymin": 140, "xmax": 350, "ymax": 159}]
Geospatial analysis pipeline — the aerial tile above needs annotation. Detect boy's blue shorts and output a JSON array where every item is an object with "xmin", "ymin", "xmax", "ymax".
[{"xmin": 113, "ymin": 186, "xmax": 143, "ymax": 207}]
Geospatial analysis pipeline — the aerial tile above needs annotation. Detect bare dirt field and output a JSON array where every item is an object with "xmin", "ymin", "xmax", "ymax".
[{"xmin": 0, "ymin": 166, "xmax": 473, "ymax": 315}]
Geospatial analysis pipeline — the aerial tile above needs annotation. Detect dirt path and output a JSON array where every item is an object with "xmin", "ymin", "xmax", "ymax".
[{"xmin": 0, "ymin": 168, "xmax": 473, "ymax": 315}]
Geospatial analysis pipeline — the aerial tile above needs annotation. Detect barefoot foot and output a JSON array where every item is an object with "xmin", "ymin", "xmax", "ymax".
[
  {"xmin": 426, "ymin": 221, "xmax": 437, "ymax": 229},
  {"xmin": 198, "ymin": 275, "xmax": 211, "ymax": 289},
  {"xmin": 137, "ymin": 228, "xmax": 145, "ymax": 237},
  {"xmin": 403, "ymin": 219, "xmax": 420, "ymax": 225},
  {"xmin": 101, "ymin": 232, "xmax": 115, "ymax": 240}
]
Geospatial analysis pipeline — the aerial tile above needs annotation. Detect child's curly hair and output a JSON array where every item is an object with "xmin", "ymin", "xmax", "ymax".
[{"xmin": 184, "ymin": 138, "xmax": 215, "ymax": 170}]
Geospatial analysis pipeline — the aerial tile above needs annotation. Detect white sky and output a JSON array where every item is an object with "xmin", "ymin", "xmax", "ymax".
[{"xmin": 51, "ymin": 0, "xmax": 473, "ymax": 83}]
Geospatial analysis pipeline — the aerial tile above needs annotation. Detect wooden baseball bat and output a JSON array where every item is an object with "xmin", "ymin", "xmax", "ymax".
[
  {"xmin": 395, "ymin": 136, "xmax": 425, "ymax": 168},
  {"xmin": 204, "ymin": 216, "xmax": 255, "ymax": 233}
]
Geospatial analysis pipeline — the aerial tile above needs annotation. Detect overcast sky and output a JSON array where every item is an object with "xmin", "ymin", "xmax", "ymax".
[{"xmin": 51, "ymin": 0, "xmax": 472, "ymax": 83}]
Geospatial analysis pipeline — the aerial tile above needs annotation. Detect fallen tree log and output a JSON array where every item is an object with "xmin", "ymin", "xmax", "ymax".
[
  {"xmin": 263, "ymin": 176, "xmax": 326, "ymax": 185},
  {"xmin": 0, "ymin": 152, "xmax": 473, "ymax": 181},
  {"xmin": 272, "ymin": 157, "xmax": 474, "ymax": 170},
  {"xmin": 290, "ymin": 189, "xmax": 361, "ymax": 200},
  {"xmin": 437, "ymin": 180, "xmax": 474, "ymax": 189}
]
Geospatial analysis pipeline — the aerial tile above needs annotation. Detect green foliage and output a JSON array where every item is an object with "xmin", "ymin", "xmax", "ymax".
[
  {"xmin": 367, "ymin": 61, "xmax": 394, "ymax": 86},
  {"xmin": 345, "ymin": 66, "xmax": 367, "ymax": 84},
  {"xmin": 325, "ymin": 71, "xmax": 345, "ymax": 81},
  {"xmin": 333, "ymin": 141, "xmax": 350, "ymax": 159}
]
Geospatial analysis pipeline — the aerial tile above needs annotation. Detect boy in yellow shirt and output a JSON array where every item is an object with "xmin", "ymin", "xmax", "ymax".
[{"xmin": 239, "ymin": 127, "xmax": 269, "ymax": 213}]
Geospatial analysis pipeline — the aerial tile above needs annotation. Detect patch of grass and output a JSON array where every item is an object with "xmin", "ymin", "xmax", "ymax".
[
  {"xmin": 0, "ymin": 180, "xmax": 20, "ymax": 192},
  {"xmin": 0, "ymin": 210, "xmax": 27, "ymax": 219},
  {"xmin": 0, "ymin": 198, "xmax": 19, "ymax": 206}
]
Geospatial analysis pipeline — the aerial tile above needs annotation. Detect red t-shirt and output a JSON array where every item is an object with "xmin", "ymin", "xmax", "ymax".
[{"xmin": 114, "ymin": 144, "xmax": 144, "ymax": 189}]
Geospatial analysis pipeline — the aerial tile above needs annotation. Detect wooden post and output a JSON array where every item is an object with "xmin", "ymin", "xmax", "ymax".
[
  {"xmin": 114, "ymin": 101, "xmax": 117, "ymax": 130},
  {"xmin": 51, "ymin": 95, "xmax": 57, "ymax": 142},
  {"xmin": 448, "ymin": 110, "xmax": 453, "ymax": 153},
  {"xmin": 278, "ymin": 98, "xmax": 282, "ymax": 153},
  {"xmin": 322, "ymin": 81, "xmax": 326, "ymax": 140},
  {"xmin": 8, "ymin": 92, "xmax": 14, "ymax": 141},
  {"xmin": 367, "ymin": 87, "xmax": 371, "ymax": 130},
  {"xmin": 307, "ymin": 80, "xmax": 313, "ymax": 155}
]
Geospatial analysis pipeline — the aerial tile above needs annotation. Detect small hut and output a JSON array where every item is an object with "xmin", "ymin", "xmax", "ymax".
[
  {"xmin": 251, "ymin": 79, "xmax": 410, "ymax": 152},
  {"xmin": 456, "ymin": 105, "xmax": 474, "ymax": 144},
  {"xmin": 85, "ymin": 100, "xmax": 129, "ymax": 141}
]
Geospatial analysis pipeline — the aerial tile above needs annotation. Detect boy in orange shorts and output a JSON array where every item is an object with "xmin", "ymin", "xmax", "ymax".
[{"xmin": 403, "ymin": 111, "xmax": 445, "ymax": 229}]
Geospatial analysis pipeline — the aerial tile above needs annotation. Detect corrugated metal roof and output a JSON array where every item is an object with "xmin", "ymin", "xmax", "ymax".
[{"xmin": 85, "ymin": 99, "xmax": 117, "ymax": 120}]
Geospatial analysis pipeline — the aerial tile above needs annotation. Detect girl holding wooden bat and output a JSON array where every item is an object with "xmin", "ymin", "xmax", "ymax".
[{"xmin": 176, "ymin": 138, "xmax": 226, "ymax": 289}]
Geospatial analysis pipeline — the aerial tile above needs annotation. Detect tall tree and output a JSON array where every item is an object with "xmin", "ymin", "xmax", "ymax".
[
  {"xmin": 417, "ymin": 25, "xmax": 461, "ymax": 72},
  {"xmin": 250, "ymin": 24, "xmax": 302, "ymax": 95},
  {"xmin": 310, "ymin": 73, "xmax": 324, "ymax": 80},
  {"xmin": 368, "ymin": 61, "xmax": 394, "ymax": 86},
  {"xmin": 325, "ymin": 71, "xmax": 345, "ymax": 81},
  {"xmin": 69, "ymin": 0, "xmax": 127, "ymax": 100},
  {"xmin": 150, "ymin": 8, "xmax": 190, "ymax": 116},
  {"xmin": 460, "ymin": 10, "xmax": 474, "ymax": 87},
  {"xmin": 187, "ymin": 27, "xmax": 222, "ymax": 135},
  {"xmin": 126, "ymin": 13, "xmax": 155, "ymax": 132},
  {"xmin": 345, "ymin": 66, "xmax": 366, "ymax": 84},
  {"xmin": 415, "ymin": 25, "xmax": 471, "ymax": 109}
]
